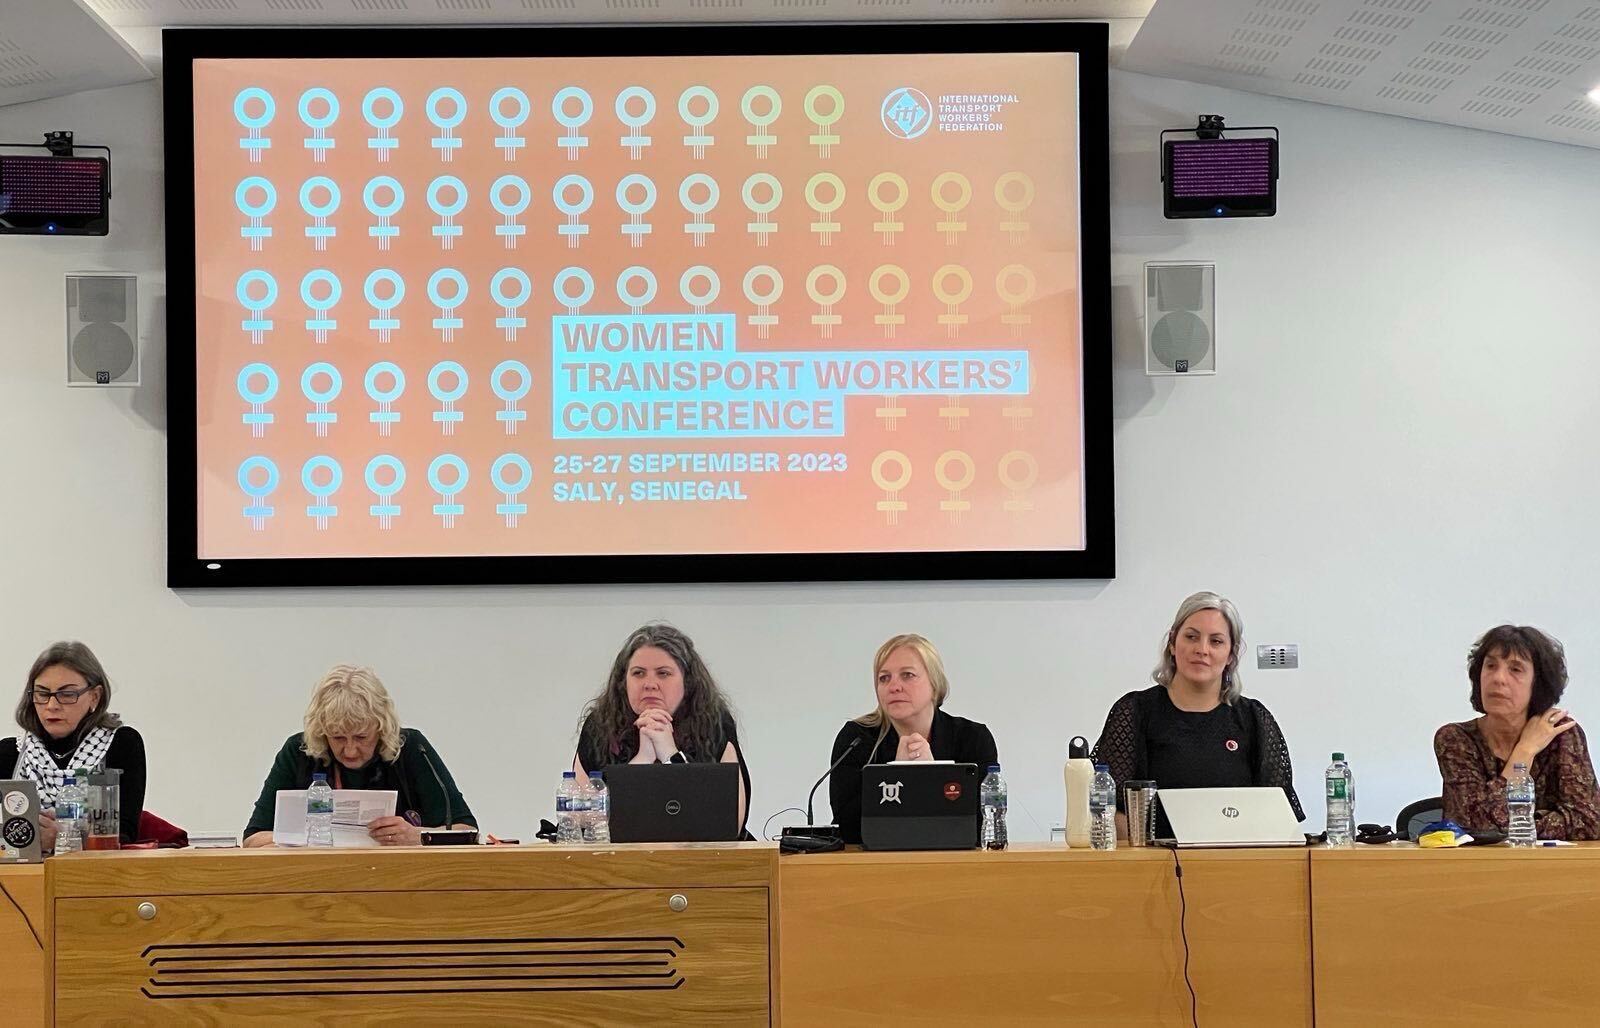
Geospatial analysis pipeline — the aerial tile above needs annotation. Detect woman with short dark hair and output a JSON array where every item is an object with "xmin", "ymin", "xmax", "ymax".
[
  {"xmin": 1, "ymin": 641, "xmax": 146, "ymax": 851},
  {"xmin": 1434, "ymin": 625, "xmax": 1600, "ymax": 839}
]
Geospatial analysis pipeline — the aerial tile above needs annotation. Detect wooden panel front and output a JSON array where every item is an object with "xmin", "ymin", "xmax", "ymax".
[
  {"xmin": 1312, "ymin": 845, "xmax": 1600, "ymax": 1026},
  {"xmin": 55, "ymin": 887, "xmax": 767, "ymax": 1025},
  {"xmin": 0, "ymin": 865, "xmax": 45, "ymax": 1027},
  {"xmin": 47, "ymin": 846, "xmax": 773, "ymax": 1026},
  {"xmin": 778, "ymin": 845, "xmax": 1311, "ymax": 1026}
]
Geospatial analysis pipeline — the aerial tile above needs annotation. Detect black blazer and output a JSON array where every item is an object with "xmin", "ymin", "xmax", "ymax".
[{"xmin": 828, "ymin": 709, "xmax": 998, "ymax": 844}]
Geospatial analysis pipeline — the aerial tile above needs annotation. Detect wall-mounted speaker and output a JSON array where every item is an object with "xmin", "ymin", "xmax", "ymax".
[
  {"xmin": 66, "ymin": 273, "xmax": 139, "ymax": 387},
  {"xmin": 1144, "ymin": 262, "xmax": 1215, "ymax": 377}
]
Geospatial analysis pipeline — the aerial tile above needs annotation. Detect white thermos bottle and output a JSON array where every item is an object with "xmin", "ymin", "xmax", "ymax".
[{"xmin": 1064, "ymin": 736, "xmax": 1093, "ymax": 848}]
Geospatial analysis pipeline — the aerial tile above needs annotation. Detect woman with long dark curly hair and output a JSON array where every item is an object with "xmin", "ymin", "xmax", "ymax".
[{"xmin": 573, "ymin": 624, "xmax": 749, "ymax": 832}]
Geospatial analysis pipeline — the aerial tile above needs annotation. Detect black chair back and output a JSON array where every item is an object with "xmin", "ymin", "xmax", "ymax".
[{"xmin": 1395, "ymin": 796, "xmax": 1444, "ymax": 841}]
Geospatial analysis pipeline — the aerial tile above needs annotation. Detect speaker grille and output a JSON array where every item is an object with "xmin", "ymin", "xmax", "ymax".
[{"xmin": 65, "ymin": 274, "xmax": 138, "ymax": 386}]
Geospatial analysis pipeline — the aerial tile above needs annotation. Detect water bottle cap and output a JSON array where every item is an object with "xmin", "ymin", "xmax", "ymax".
[
  {"xmin": 311, "ymin": 772, "xmax": 327, "ymax": 782},
  {"xmin": 986, "ymin": 764, "xmax": 1001, "ymax": 773},
  {"xmin": 588, "ymin": 771, "xmax": 604, "ymax": 780},
  {"xmin": 1094, "ymin": 763, "xmax": 1110, "ymax": 772},
  {"xmin": 562, "ymin": 770, "xmax": 577, "ymax": 779},
  {"xmin": 1332, "ymin": 752, "xmax": 1345, "ymax": 761},
  {"xmin": 1512, "ymin": 761, "xmax": 1528, "ymax": 771}
]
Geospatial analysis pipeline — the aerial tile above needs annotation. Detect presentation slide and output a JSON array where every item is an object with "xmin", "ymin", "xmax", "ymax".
[{"xmin": 189, "ymin": 50, "xmax": 1086, "ymax": 562}]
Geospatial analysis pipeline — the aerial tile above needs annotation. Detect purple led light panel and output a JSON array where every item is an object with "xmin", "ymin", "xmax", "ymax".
[
  {"xmin": 0, "ymin": 156, "xmax": 106, "ymax": 214},
  {"xmin": 1168, "ymin": 139, "xmax": 1272, "ymax": 198}
]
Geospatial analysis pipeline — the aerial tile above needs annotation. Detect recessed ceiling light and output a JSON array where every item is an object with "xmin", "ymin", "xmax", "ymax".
[{"xmin": 1589, "ymin": 86, "xmax": 1600, "ymax": 105}]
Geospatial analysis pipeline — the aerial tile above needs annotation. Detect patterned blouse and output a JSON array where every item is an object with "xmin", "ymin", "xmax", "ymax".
[{"xmin": 1433, "ymin": 719, "xmax": 1600, "ymax": 840}]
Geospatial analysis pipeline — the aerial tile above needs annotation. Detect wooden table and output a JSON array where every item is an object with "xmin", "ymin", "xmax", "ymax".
[
  {"xmin": 1312, "ymin": 843, "xmax": 1600, "ymax": 1026},
  {"xmin": 1, "ymin": 864, "xmax": 46, "ymax": 1027},
  {"xmin": 45, "ymin": 844, "xmax": 775, "ymax": 1026},
  {"xmin": 34, "ymin": 841, "xmax": 1600, "ymax": 1026},
  {"xmin": 777, "ymin": 843, "xmax": 1313, "ymax": 1026}
]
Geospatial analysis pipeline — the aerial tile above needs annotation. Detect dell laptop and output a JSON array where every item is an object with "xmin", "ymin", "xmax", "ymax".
[
  {"xmin": 1157, "ymin": 786, "xmax": 1305, "ymax": 848},
  {"xmin": 603, "ymin": 763, "xmax": 741, "ymax": 843},
  {"xmin": 859, "ymin": 763, "xmax": 981, "ymax": 851}
]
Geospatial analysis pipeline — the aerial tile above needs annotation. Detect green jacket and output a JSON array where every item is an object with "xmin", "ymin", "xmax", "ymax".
[{"xmin": 244, "ymin": 728, "xmax": 476, "ymax": 839}]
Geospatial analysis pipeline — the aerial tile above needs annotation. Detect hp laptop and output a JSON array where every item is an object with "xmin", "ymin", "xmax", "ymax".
[
  {"xmin": 1157, "ymin": 787, "xmax": 1305, "ymax": 848},
  {"xmin": 859, "ymin": 763, "xmax": 981, "ymax": 851},
  {"xmin": 1, "ymin": 780, "xmax": 43, "ymax": 863},
  {"xmin": 603, "ymin": 763, "xmax": 741, "ymax": 843}
]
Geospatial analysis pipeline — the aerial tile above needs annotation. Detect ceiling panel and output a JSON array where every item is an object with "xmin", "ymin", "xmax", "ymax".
[
  {"xmin": 1123, "ymin": 0, "xmax": 1600, "ymax": 150},
  {"xmin": 0, "ymin": 0, "xmax": 151, "ymax": 109}
]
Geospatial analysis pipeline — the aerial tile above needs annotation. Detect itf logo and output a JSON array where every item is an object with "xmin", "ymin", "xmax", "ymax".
[{"xmin": 881, "ymin": 87, "xmax": 932, "ymax": 140}]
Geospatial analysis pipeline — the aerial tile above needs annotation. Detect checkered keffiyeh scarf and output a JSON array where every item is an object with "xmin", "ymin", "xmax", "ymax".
[{"xmin": 13, "ymin": 726, "xmax": 117, "ymax": 806}]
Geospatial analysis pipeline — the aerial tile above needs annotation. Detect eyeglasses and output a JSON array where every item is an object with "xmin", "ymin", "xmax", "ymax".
[{"xmin": 31, "ymin": 685, "xmax": 95, "ymax": 706}]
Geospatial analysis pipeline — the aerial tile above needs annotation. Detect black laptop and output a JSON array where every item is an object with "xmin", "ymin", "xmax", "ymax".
[
  {"xmin": 859, "ymin": 763, "xmax": 981, "ymax": 851},
  {"xmin": 602, "ymin": 763, "xmax": 741, "ymax": 843}
]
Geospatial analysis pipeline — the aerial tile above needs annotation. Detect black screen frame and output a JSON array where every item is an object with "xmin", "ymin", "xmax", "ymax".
[{"xmin": 164, "ymin": 21, "xmax": 1114, "ymax": 588}]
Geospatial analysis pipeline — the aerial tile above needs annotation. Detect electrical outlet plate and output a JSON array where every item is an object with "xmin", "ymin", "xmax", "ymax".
[{"xmin": 1257, "ymin": 644, "xmax": 1299, "ymax": 670}]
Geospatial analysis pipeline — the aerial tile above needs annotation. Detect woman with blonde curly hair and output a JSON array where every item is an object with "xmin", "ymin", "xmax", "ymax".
[{"xmin": 243, "ymin": 665, "xmax": 476, "ymax": 847}]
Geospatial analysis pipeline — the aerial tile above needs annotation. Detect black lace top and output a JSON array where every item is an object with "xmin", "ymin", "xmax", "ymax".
[{"xmin": 1090, "ymin": 685, "xmax": 1304, "ymax": 821}]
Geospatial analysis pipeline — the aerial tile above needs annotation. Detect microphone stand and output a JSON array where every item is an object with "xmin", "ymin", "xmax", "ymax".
[
  {"xmin": 417, "ymin": 743, "xmax": 477, "ymax": 846},
  {"xmin": 781, "ymin": 738, "xmax": 860, "ymax": 853}
]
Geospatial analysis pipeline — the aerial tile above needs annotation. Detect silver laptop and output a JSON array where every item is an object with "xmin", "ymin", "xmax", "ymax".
[
  {"xmin": 1, "ymin": 780, "xmax": 43, "ymax": 863},
  {"xmin": 1157, "ymin": 787, "xmax": 1305, "ymax": 848}
]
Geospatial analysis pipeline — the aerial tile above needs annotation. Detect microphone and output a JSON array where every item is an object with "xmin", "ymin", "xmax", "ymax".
[
  {"xmin": 417, "ymin": 742, "xmax": 452, "ymax": 830},
  {"xmin": 806, "ymin": 737, "xmax": 860, "ymax": 827},
  {"xmin": 780, "ymin": 738, "xmax": 860, "ymax": 853}
]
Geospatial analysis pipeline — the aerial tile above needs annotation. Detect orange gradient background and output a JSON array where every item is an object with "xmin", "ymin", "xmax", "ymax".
[{"xmin": 191, "ymin": 53, "xmax": 1084, "ymax": 559}]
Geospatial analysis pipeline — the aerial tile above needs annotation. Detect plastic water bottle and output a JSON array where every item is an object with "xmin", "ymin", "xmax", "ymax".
[
  {"xmin": 1507, "ymin": 762, "xmax": 1536, "ymax": 846},
  {"xmin": 980, "ymin": 764, "xmax": 1008, "ymax": 850},
  {"xmin": 1090, "ymin": 764, "xmax": 1117, "ymax": 851},
  {"xmin": 585, "ymin": 772, "xmax": 611, "ymax": 844},
  {"xmin": 571, "ymin": 774, "xmax": 594, "ymax": 842},
  {"xmin": 1325, "ymin": 753, "xmax": 1353, "ymax": 847},
  {"xmin": 555, "ymin": 771, "xmax": 582, "ymax": 844},
  {"xmin": 306, "ymin": 773, "xmax": 334, "ymax": 848},
  {"xmin": 54, "ymin": 773, "xmax": 86, "ymax": 854}
]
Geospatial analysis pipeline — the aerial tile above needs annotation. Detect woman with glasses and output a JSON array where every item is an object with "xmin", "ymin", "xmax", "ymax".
[
  {"xmin": 1, "ymin": 641, "xmax": 146, "ymax": 851},
  {"xmin": 243, "ymin": 664, "xmax": 477, "ymax": 847}
]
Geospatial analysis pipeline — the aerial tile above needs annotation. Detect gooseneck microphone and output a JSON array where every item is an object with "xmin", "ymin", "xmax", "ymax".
[
  {"xmin": 418, "ymin": 742, "xmax": 452, "ymax": 830},
  {"xmin": 806, "ymin": 737, "xmax": 860, "ymax": 827},
  {"xmin": 781, "ymin": 738, "xmax": 861, "ymax": 853}
]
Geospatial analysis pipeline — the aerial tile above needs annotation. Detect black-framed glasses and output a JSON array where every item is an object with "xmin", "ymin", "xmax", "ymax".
[{"xmin": 31, "ymin": 685, "xmax": 95, "ymax": 706}]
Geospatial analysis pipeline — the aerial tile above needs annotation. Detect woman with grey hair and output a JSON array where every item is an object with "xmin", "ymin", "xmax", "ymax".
[
  {"xmin": 2, "ymin": 641, "xmax": 146, "ymax": 850},
  {"xmin": 1091, "ymin": 592, "xmax": 1303, "ymax": 834}
]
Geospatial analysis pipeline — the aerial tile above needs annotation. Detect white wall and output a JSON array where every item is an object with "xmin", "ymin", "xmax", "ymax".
[{"xmin": 3, "ymin": 67, "xmax": 1598, "ymax": 843}]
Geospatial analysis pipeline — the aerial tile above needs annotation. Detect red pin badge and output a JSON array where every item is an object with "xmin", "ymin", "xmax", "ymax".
[{"xmin": 943, "ymin": 782, "xmax": 963, "ymax": 801}]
